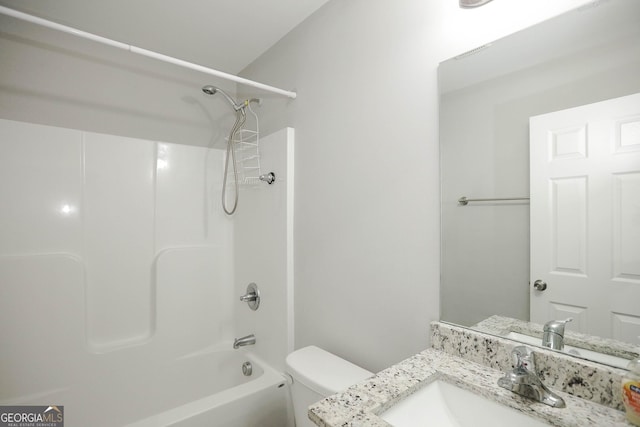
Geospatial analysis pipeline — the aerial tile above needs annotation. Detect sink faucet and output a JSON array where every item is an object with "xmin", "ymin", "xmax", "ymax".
[
  {"xmin": 233, "ymin": 334, "xmax": 256, "ymax": 349},
  {"xmin": 542, "ymin": 318, "xmax": 572, "ymax": 350},
  {"xmin": 498, "ymin": 346, "xmax": 566, "ymax": 408}
]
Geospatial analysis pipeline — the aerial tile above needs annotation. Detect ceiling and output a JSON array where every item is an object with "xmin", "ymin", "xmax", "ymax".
[{"xmin": 0, "ymin": 0, "xmax": 331, "ymax": 74}]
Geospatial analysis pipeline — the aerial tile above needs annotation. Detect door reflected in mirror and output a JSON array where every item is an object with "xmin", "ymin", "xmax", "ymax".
[{"xmin": 529, "ymin": 94, "xmax": 640, "ymax": 342}]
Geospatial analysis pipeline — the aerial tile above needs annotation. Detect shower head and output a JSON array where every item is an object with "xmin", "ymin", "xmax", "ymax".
[
  {"xmin": 202, "ymin": 85, "xmax": 244, "ymax": 111},
  {"xmin": 202, "ymin": 85, "xmax": 218, "ymax": 95}
]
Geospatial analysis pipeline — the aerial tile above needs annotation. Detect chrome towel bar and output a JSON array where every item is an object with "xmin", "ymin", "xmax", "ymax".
[{"xmin": 458, "ymin": 196, "xmax": 530, "ymax": 206}]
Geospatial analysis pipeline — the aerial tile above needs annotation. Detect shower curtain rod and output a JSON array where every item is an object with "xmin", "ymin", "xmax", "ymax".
[{"xmin": 0, "ymin": 5, "xmax": 297, "ymax": 99}]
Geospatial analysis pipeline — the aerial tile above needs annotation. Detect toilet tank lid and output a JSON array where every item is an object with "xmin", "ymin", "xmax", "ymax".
[{"xmin": 285, "ymin": 345, "xmax": 373, "ymax": 396}]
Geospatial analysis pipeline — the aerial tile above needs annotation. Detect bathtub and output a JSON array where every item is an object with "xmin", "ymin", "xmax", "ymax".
[
  {"xmin": 16, "ymin": 349, "xmax": 293, "ymax": 427},
  {"xmin": 125, "ymin": 350, "xmax": 292, "ymax": 427}
]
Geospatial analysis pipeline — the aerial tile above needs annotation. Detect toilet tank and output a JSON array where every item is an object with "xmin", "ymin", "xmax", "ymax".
[{"xmin": 285, "ymin": 346, "xmax": 373, "ymax": 427}]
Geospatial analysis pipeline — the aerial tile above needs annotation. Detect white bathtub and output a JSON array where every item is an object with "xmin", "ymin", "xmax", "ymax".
[
  {"xmin": 126, "ymin": 351, "xmax": 292, "ymax": 427},
  {"xmin": 17, "ymin": 349, "xmax": 293, "ymax": 427}
]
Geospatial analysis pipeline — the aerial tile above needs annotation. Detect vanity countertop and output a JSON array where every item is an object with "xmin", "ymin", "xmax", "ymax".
[{"xmin": 308, "ymin": 348, "xmax": 629, "ymax": 427}]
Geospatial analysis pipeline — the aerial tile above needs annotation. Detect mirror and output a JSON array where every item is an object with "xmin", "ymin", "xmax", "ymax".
[{"xmin": 439, "ymin": 0, "xmax": 640, "ymax": 368}]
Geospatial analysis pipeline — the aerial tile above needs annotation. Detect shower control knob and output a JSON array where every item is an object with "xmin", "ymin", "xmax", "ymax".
[
  {"xmin": 533, "ymin": 280, "xmax": 547, "ymax": 291},
  {"xmin": 259, "ymin": 172, "xmax": 275, "ymax": 184},
  {"xmin": 239, "ymin": 283, "xmax": 260, "ymax": 310}
]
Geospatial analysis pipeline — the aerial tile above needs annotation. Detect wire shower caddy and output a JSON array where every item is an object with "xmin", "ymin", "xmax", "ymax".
[{"xmin": 232, "ymin": 102, "xmax": 262, "ymax": 187}]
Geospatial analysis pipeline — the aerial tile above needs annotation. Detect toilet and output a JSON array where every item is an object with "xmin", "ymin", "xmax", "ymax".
[{"xmin": 285, "ymin": 346, "xmax": 373, "ymax": 427}]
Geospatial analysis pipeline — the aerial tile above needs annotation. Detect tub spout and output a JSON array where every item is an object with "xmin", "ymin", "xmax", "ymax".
[{"xmin": 233, "ymin": 334, "xmax": 256, "ymax": 349}]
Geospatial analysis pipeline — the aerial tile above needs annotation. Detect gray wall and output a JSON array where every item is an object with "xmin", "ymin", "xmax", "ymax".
[{"xmin": 240, "ymin": 0, "xmax": 442, "ymax": 371}]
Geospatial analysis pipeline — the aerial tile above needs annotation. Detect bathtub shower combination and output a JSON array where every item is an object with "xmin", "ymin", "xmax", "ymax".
[
  {"xmin": 0, "ymin": 5, "xmax": 386, "ymax": 426},
  {"xmin": 0, "ymin": 4, "xmax": 300, "ymax": 423},
  {"xmin": 0, "ymin": 116, "xmax": 296, "ymax": 426}
]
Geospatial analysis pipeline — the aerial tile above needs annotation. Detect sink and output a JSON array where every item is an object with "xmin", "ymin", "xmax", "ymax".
[
  {"xmin": 504, "ymin": 331, "xmax": 630, "ymax": 369},
  {"xmin": 380, "ymin": 380, "xmax": 550, "ymax": 427}
]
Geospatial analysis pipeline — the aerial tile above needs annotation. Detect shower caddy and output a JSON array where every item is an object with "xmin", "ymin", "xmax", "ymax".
[{"xmin": 231, "ymin": 102, "xmax": 263, "ymax": 187}]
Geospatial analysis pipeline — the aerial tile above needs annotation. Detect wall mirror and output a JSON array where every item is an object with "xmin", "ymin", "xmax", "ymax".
[{"xmin": 439, "ymin": 0, "xmax": 640, "ymax": 369}]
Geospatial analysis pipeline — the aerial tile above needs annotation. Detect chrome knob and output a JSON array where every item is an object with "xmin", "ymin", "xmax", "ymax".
[
  {"xmin": 533, "ymin": 280, "xmax": 547, "ymax": 291},
  {"xmin": 239, "ymin": 282, "xmax": 260, "ymax": 310},
  {"xmin": 242, "ymin": 361, "xmax": 253, "ymax": 376},
  {"xmin": 259, "ymin": 172, "xmax": 275, "ymax": 184}
]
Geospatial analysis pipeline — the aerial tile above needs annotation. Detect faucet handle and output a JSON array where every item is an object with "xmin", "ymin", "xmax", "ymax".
[
  {"xmin": 500, "ymin": 345, "xmax": 566, "ymax": 408},
  {"xmin": 240, "ymin": 292, "xmax": 257, "ymax": 302},
  {"xmin": 239, "ymin": 283, "xmax": 260, "ymax": 311},
  {"xmin": 543, "ymin": 318, "xmax": 573, "ymax": 334},
  {"xmin": 511, "ymin": 346, "xmax": 535, "ymax": 371}
]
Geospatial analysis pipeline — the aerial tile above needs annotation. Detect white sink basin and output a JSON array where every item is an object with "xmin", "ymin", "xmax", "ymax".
[
  {"xmin": 504, "ymin": 331, "xmax": 630, "ymax": 369},
  {"xmin": 381, "ymin": 380, "xmax": 550, "ymax": 427}
]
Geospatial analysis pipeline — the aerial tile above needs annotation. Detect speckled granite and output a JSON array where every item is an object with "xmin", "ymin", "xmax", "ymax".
[
  {"xmin": 309, "ymin": 348, "xmax": 628, "ymax": 427},
  {"xmin": 309, "ymin": 322, "xmax": 631, "ymax": 427},
  {"xmin": 431, "ymin": 321, "xmax": 627, "ymax": 411},
  {"xmin": 473, "ymin": 315, "xmax": 640, "ymax": 361}
]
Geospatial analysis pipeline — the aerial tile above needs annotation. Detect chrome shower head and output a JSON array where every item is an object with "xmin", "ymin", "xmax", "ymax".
[
  {"xmin": 202, "ymin": 85, "xmax": 218, "ymax": 95},
  {"xmin": 202, "ymin": 85, "xmax": 244, "ymax": 111}
]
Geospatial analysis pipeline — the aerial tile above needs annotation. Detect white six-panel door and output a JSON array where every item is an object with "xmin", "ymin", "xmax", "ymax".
[{"xmin": 530, "ymin": 92, "xmax": 640, "ymax": 344}]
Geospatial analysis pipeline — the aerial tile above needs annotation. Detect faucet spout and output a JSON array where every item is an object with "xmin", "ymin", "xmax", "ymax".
[
  {"xmin": 233, "ymin": 334, "xmax": 256, "ymax": 349},
  {"xmin": 542, "ymin": 318, "xmax": 572, "ymax": 350},
  {"xmin": 498, "ymin": 346, "xmax": 566, "ymax": 408}
]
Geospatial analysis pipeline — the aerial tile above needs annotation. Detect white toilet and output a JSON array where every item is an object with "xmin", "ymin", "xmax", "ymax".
[{"xmin": 285, "ymin": 345, "xmax": 373, "ymax": 427}]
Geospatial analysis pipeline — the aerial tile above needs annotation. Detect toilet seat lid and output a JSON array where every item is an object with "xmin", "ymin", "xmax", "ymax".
[{"xmin": 285, "ymin": 345, "xmax": 373, "ymax": 396}]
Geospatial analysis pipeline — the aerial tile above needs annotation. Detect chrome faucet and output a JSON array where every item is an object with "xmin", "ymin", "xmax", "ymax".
[
  {"xmin": 542, "ymin": 318, "xmax": 572, "ymax": 350},
  {"xmin": 233, "ymin": 334, "xmax": 256, "ymax": 349},
  {"xmin": 498, "ymin": 346, "xmax": 566, "ymax": 408}
]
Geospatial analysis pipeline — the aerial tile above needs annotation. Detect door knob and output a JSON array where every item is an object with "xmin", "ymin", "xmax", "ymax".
[{"xmin": 533, "ymin": 280, "xmax": 547, "ymax": 291}]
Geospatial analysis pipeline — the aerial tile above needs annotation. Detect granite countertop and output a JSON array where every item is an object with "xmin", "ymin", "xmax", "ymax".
[{"xmin": 308, "ymin": 349, "xmax": 629, "ymax": 427}]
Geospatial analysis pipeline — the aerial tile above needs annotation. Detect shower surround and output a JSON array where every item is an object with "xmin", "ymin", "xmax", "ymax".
[{"xmin": 0, "ymin": 118, "xmax": 295, "ymax": 426}]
